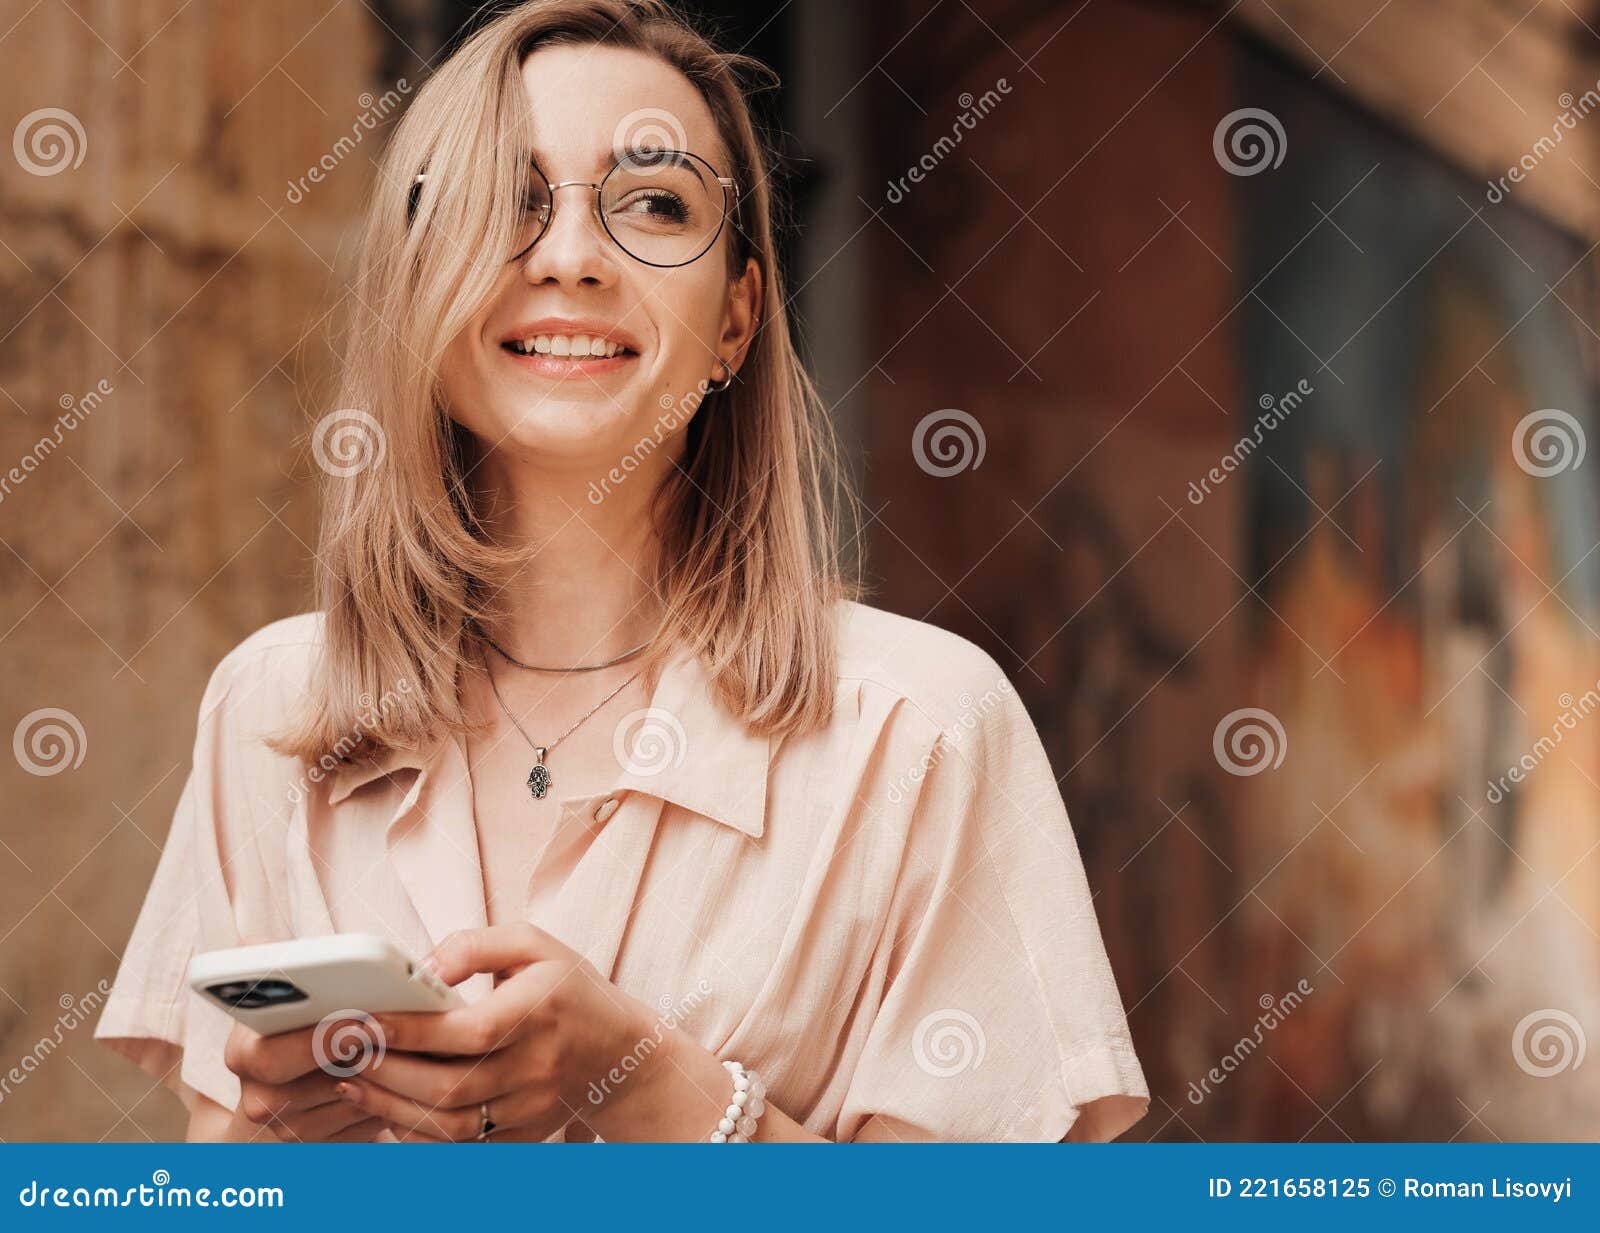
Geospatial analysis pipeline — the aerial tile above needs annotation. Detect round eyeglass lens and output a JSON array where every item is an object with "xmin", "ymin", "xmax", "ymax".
[
  {"xmin": 506, "ymin": 150, "xmax": 729, "ymax": 267},
  {"xmin": 601, "ymin": 150, "xmax": 728, "ymax": 267}
]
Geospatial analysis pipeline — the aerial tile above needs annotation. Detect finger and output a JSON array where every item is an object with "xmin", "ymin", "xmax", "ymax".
[
  {"xmin": 324, "ymin": 1115, "xmax": 391, "ymax": 1143},
  {"xmin": 379, "ymin": 1112, "xmax": 572, "ymax": 1143},
  {"xmin": 370, "ymin": 975, "xmax": 556, "ymax": 1058},
  {"xmin": 420, "ymin": 923, "xmax": 566, "ymax": 985},
  {"xmin": 235, "ymin": 1069, "xmax": 345, "ymax": 1127},
  {"xmin": 359, "ymin": 1046, "xmax": 511, "ymax": 1108},
  {"xmin": 260, "ymin": 1094, "xmax": 376, "ymax": 1143},
  {"xmin": 346, "ymin": 1079, "xmax": 568, "ymax": 1142},
  {"xmin": 335, "ymin": 1078, "xmax": 478, "ymax": 1141},
  {"xmin": 225, "ymin": 1012, "xmax": 378, "ymax": 1086},
  {"xmin": 383, "ymin": 1120, "xmax": 448, "ymax": 1144}
]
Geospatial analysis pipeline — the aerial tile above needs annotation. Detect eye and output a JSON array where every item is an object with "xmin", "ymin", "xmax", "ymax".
[{"xmin": 614, "ymin": 188, "xmax": 690, "ymax": 227}]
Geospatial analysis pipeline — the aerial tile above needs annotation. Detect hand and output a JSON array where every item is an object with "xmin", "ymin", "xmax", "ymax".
[
  {"xmin": 222, "ymin": 1016, "xmax": 391, "ymax": 1142},
  {"xmin": 333, "ymin": 923, "xmax": 666, "ymax": 1142}
]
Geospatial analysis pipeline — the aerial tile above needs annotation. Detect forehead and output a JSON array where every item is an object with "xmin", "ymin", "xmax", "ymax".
[{"xmin": 518, "ymin": 43, "xmax": 724, "ymax": 177}]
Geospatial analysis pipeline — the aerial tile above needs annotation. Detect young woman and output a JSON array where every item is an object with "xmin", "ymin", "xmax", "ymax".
[{"xmin": 95, "ymin": 0, "xmax": 1147, "ymax": 1143}]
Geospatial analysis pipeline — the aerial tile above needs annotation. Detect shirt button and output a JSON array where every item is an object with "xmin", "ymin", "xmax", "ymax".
[{"xmin": 592, "ymin": 795, "xmax": 620, "ymax": 823}]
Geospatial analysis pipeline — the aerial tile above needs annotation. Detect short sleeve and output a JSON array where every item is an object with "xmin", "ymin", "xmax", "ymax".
[
  {"xmin": 837, "ymin": 661, "xmax": 1149, "ymax": 1142},
  {"xmin": 93, "ymin": 648, "xmax": 287, "ymax": 1117}
]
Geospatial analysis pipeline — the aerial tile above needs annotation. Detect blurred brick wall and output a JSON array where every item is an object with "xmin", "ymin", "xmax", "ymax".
[
  {"xmin": 860, "ymin": 0, "xmax": 1262, "ymax": 1138},
  {"xmin": 0, "ymin": 0, "xmax": 406, "ymax": 1140},
  {"xmin": 859, "ymin": 0, "xmax": 1600, "ymax": 1140}
]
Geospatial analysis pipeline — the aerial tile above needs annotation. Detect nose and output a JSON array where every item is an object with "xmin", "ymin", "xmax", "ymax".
[{"xmin": 516, "ymin": 182, "xmax": 618, "ymax": 288}]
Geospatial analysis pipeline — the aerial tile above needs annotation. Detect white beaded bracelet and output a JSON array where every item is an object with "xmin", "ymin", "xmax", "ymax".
[{"xmin": 708, "ymin": 1059, "xmax": 766, "ymax": 1142}]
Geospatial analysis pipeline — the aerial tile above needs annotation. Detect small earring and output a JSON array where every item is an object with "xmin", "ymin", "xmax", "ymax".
[{"xmin": 708, "ymin": 360, "xmax": 734, "ymax": 393}]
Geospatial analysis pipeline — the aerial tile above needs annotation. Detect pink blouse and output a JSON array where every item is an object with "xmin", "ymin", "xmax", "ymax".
[{"xmin": 94, "ymin": 600, "xmax": 1148, "ymax": 1141}]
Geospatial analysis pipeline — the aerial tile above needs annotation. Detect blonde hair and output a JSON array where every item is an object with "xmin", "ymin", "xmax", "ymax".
[{"xmin": 271, "ymin": 0, "xmax": 860, "ymax": 765}]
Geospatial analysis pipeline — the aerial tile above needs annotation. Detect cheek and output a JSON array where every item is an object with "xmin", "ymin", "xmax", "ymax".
[
  {"xmin": 437, "ymin": 330, "xmax": 496, "ymax": 431},
  {"xmin": 441, "ymin": 279, "xmax": 516, "ymax": 401},
  {"xmin": 647, "ymin": 272, "xmax": 728, "ymax": 375}
]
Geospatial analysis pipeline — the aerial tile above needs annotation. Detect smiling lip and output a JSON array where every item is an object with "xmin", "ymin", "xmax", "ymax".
[
  {"xmin": 501, "ymin": 347, "xmax": 637, "ymax": 379},
  {"xmin": 498, "ymin": 317, "xmax": 642, "ymax": 379}
]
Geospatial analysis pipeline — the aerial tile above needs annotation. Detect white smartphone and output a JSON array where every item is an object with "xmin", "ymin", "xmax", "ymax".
[{"xmin": 187, "ymin": 933, "xmax": 466, "ymax": 1035}]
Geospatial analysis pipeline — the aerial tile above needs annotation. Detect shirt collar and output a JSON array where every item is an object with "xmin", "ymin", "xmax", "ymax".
[{"xmin": 323, "ymin": 643, "xmax": 772, "ymax": 838}]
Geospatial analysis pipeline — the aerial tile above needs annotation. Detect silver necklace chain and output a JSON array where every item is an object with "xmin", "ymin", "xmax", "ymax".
[
  {"xmin": 476, "ymin": 622, "xmax": 652, "ymax": 674},
  {"xmin": 483, "ymin": 654, "xmax": 644, "ymax": 800}
]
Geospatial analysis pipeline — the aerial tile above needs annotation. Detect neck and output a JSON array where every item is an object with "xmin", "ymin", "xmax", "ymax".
[{"xmin": 471, "ymin": 447, "xmax": 668, "ymax": 668}]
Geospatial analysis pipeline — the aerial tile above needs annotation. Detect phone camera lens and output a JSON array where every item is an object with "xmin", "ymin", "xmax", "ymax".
[{"xmin": 205, "ymin": 978, "xmax": 308, "ymax": 1009}]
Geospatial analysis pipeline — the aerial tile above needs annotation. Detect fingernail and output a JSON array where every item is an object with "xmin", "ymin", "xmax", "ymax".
[{"xmin": 416, "ymin": 954, "xmax": 439, "ymax": 976}]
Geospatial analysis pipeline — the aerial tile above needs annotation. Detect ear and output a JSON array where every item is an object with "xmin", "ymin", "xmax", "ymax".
[{"xmin": 717, "ymin": 256, "xmax": 763, "ymax": 378}]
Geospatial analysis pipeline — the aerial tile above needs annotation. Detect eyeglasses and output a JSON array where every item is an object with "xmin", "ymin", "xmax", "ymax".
[{"xmin": 410, "ymin": 149, "xmax": 738, "ymax": 269}]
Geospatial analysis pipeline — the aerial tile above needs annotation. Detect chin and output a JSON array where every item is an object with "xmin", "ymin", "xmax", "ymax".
[{"xmin": 479, "ymin": 394, "xmax": 647, "ymax": 461}]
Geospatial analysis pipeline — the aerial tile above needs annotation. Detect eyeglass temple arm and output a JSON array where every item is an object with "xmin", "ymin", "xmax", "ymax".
[
  {"xmin": 406, "ymin": 171, "xmax": 740, "ymax": 229},
  {"xmin": 413, "ymin": 172, "xmax": 737, "ymax": 185}
]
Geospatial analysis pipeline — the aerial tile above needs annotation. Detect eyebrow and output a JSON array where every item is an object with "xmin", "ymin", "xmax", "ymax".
[
  {"xmin": 624, "ymin": 146, "xmax": 711, "ymax": 184},
  {"xmin": 524, "ymin": 146, "xmax": 710, "ymax": 186}
]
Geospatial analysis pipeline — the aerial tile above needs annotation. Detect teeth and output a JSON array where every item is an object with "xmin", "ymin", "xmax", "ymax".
[{"xmin": 509, "ymin": 334, "xmax": 623, "ymax": 358}]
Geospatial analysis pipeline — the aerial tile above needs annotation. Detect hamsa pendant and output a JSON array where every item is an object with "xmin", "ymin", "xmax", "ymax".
[{"xmin": 526, "ymin": 747, "xmax": 551, "ymax": 799}]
